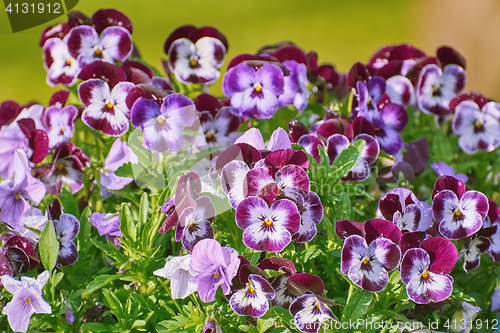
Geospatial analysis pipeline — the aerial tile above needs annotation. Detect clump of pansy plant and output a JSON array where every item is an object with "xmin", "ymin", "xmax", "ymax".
[{"xmin": 4, "ymin": 9, "xmax": 500, "ymax": 333}]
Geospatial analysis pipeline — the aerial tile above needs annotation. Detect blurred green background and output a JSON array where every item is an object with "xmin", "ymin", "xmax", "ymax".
[{"xmin": 1, "ymin": 0, "xmax": 500, "ymax": 104}]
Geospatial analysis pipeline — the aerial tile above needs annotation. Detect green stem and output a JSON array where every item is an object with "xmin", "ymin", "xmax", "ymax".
[
  {"xmin": 347, "ymin": 284, "xmax": 354, "ymax": 303},
  {"xmin": 157, "ymin": 277, "xmax": 182, "ymax": 313},
  {"xmin": 190, "ymin": 293, "xmax": 206, "ymax": 315}
]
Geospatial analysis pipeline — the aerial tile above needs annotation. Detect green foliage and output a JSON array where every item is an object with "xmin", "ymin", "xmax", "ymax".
[{"xmin": 39, "ymin": 220, "xmax": 59, "ymax": 273}]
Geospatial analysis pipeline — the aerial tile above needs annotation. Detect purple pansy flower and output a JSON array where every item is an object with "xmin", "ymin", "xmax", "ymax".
[
  {"xmin": 431, "ymin": 161, "xmax": 468, "ymax": 183},
  {"xmin": 235, "ymin": 197, "xmax": 301, "ymax": 252},
  {"xmin": 43, "ymin": 104, "xmax": 78, "ymax": 148},
  {"xmin": 482, "ymin": 202, "xmax": 500, "ymax": 262},
  {"xmin": 417, "ymin": 64, "xmax": 466, "ymax": 116},
  {"xmin": 203, "ymin": 319, "xmax": 222, "ymax": 333},
  {"xmin": 42, "ymin": 38, "xmax": 80, "ymax": 87},
  {"xmin": 341, "ymin": 234, "xmax": 401, "ymax": 292},
  {"xmin": 279, "ymin": 60, "xmax": 311, "ymax": 112},
  {"xmin": 460, "ymin": 234, "xmax": 491, "ymax": 272},
  {"xmin": 1, "ymin": 271, "xmax": 51, "ymax": 333},
  {"xmin": 230, "ymin": 273, "xmax": 275, "ymax": 317},
  {"xmin": 452, "ymin": 101, "xmax": 500, "ymax": 154},
  {"xmin": 400, "ymin": 237, "xmax": 458, "ymax": 304},
  {"xmin": 352, "ymin": 76, "xmax": 386, "ymax": 122},
  {"xmin": 290, "ymin": 294, "xmax": 335, "ymax": 333},
  {"xmin": 432, "ymin": 176, "xmax": 488, "ymax": 240},
  {"xmin": 175, "ymin": 196, "xmax": 216, "ymax": 252},
  {"xmin": 235, "ymin": 127, "xmax": 292, "ymax": 153},
  {"xmin": 66, "ymin": 25, "xmax": 133, "ymax": 66},
  {"xmin": 79, "ymin": 79, "xmax": 135, "ymax": 137},
  {"xmin": 154, "ymin": 254, "xmax": 198, "ymax": 299},
  {"xmin": 292, "ymin": 192, "xmax": 323, "ymax": 243},
  {"xmin": 385, "ymin": 75, "xmax": 414, "ymax": 107},
  {"xmin": 0, "ymin": 123, "xmax": 28, "ymax": 179},
  {"xmin": 190, "ymin": 239, "xmax": 240, "ymax": 303},
  {"xmin": 130, "ymin": 93, "xmax": 197, "ymax": 153},
  {"xmin": 100, "ymin": 139, "xmax": 138, "ymax": 193},
  {"xmin": 89, "ymin": 212, "xmax": 122, "ymax": 248},
  {"xmin": 53, "ymin": 213, "xmax": 80, "ymax": 267},
  {"xmin": 223, "ymin": 63, "xmax": 285, "ymax": 119}
]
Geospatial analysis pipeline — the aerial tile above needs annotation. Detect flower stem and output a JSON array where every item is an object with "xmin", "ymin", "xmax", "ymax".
[
  {"xmin": 190, "ymin": 293, "xmax": 206, "ymax": 315},
  {"xmin": 347, "ymin": 284, "xmax": 355, "ymax": 303},
  {"xmin": 157, "ymin": 277, "xmax": 182, "ymax": 314}
]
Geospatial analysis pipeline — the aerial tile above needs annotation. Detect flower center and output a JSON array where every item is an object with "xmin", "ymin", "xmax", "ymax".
[
  {"xmin": 453, "ymin": 209, "xmax": 464, "ymax": 221},
  {"xmin": 157, "ymin": 117, "xmax": 165, "ymax": 124},
  {"xmin": 432, "ymin": 86, "xmax": 442, "ymax": 97},
  {"xmin": 246, "ymin": 283, "xmax": 256, "ymax": 295},
  {"xmin": 25, "ymin": 297, "xmax": 30, "ymax": 304},
  {"xmin": 313, "ymin": 302, "xmax": 321, "ymax": 313},
  {"xmin": 65, "ymin": 58, "xmax": 72, "ymax": 66},
  {"xmin": 94, "ymin": 48, "xmax": 103, "ymax": 56},
  {"xmin": 15, "ymin": 192, "xmax": 21, "ymax": 200},
  {"xmin": 213, "ymin": 272, "xmax": 219, "ymax": 279},
  {"xmin": 360, "ymin": 257, "xmax": 371, "ymax": 269},
  {"xmin": 189, "ymin": 58, "xmax": 198, "ymax": 68},
  {"xmin": 206, "ymin": 133, "xmax": 214, "ymax": 140},
  {"xmin": 188, "ymin": 222, "xmax": 197, "ymax": 231},
  {"xmin": 263, "ymin": 219, "xmax": 273, "ymax": 228},
  {"xmin": 420, "ymin": 270, "xmax": 431, "ymax": 281},
  {"xmin": 105, "ymin": 102, "xmax": 115, "ymax": 114},
  {"xmin": 254, "ymin": 83, "xmax": 262, "ymax": 94},
  {"xmin": 474, "ymin": 122, "xmax": 484, "ymax": 133},
  {"xmin": 56, "ymin": 163, "xmax": 65, "ymax": 173}
]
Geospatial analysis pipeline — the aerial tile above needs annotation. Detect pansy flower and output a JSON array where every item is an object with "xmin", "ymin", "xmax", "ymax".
[
  {"xmin": 431, "ymin": 161, "xmax": 468, "ymax": 183},
  {"xmin": 190, "ymin": 239, "xmax": 240, "ymax": 303},
  {"xmin": 1, "ymin": 271, "xmax": 51, "ymax": 333},
  {"xmin": 130, "ymin": 93, "xmax": 197, "ymax": 153},
  {"xmin": 89, "ymin": 212, "xmax": 122, "ymax": 248},
  {"xmin": 452, "ymin": 100, "xmax": 500, "ymax": 154},
  {"xmin": 432, "ymin": 176, "xmax": 488, "ymax": 240},
  {"xmin": 164, "ymin": 25, "xmax": 228, "ymax": 85},
  {"xmin": 53, "ymin": 213, "xmax": 80, "ymax": 267},
  {"xmin": 79, "ymin": 79, "xmax": 135, "ymax": 137},
  {"xmin": 34, "ymin": 142, "xmax": 89, "ymax": 195},
  {"xmin": 100, "ymin": 139, "xmax": 138, "ymax": 193},
  {"xmin": 460, "ymin": 233, "xmax": 491, "ymax": 272},
  {"xmin": 175, "ymin": 196, "xmax": 216, "ymax": 252},
  {"xmin": 154, "ymin": 254, "xmax": 198, "ymax": 299},
  {"xmin": 417, "ymin": 64, "xmax": 466, "ymax": 116},
  {"xmin": 43, "ymin": 38, "xmax": 80, "ymax": 87},
  {"xmin": 400, "ymin": 237, "xmax": 458, "ymax": 304},
  {"xmin": 43, "ymin": 104, "xmax": 78, "ymax": 148},
  {"xmin": 235, "ymin": 196, "xmax": 301, "ymax": 252},
  {"xmin": 352, "ymin": 76, "xmax": 386, "ymax": 122},
  {"xmin": 292, "ymin": 192, "xmax": 323, "ymax": 243},
  {"xmin": 279, "ymin": 60, "xmax": 311, "ymax": 112},
  {"xmin": 223, "ymin": 63, "xmax": 285, "ymax": 119},
  {"xmin": 482, "ymin": 201, "xmax": 500, "ymax": 263},
  {"xmin": 66, "ymin": 25, "xmax": 133, "ymax": 66},
  {"xmin": 230, "ymin": 273, "xmax": 275, "ymax": 317},
  {"xmin": 3, "ymin": 236, "xmax": 40, "ymax": 277}
]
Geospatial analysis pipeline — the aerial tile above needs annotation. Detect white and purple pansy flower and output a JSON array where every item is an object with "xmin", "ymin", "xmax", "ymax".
[
  {"xmin": 460, "ymin": 233, "xmax": 491, "ymax": 272},
  {"xmin": 153, "ymin": 254, "xmax": 199, "ymax": 300},
  {"xmin": 385, "ymin": 75, "xmax": 414, "ymax": 107},
  {"xmin": 43, "ymin": 104, "xmax": 78, "ymax": 148},
  {"xmin": 223, "ymin": 63, "xmax": 285, "ymax": 119},
  {"xmin": 432, "ymin": 176, "xmax": 489, "ymax": 240},
  {"xmin": 417, "ymin": 64, "xmax": 466, "ymax": 116},
  {"xmin": 100, "ymin": 138, "xmax": 138, "ymax": 193},
  {"xmin": 290, "ymin": 294, "xmax": 336, "ymax": 333},
  {"xmin": 341, "ymin": 234, "xmax": 401, "ymax": 292},
  {"xmin": 379, "ymin": 188, "xmax": 433, "ymax": 233},
  {"xmin": 235, "ymin": 127, "xmax": 292, "ymax": 153},
  {"xmin": 481, "ymin": 202, "xmax": 500, "ymax": 263},
  {"xmin": 326, "ymin": 133, "xmax": 379, "ymax": 182},
  {"xmin": 279, "ymin": 60, "xmax": 311, "ymax": 112},
  {"xmin": 352, "ymin": 76, "xmax": 386, "ymax": 122},
  {"xmin": 235, "ymin": 196, "xmax": 301, "ymax": 252},
  {"xmin": 292, "ymin": 191, "xmax": 323, "ymax": 243},
  {"xmin": 400, "ymin": 237, "xmax": 458, "ymax": 304},
  {"xmin": 42, "ymin": 38, "xmax": 80, "ymax": 87},
  {"xmin": 190, "ymin": 239, "xmax": 240, "ymax": 303},
  {"xmin": 89, "ymin": 212, "xmax": 123, "ymax": 248},
  {"xmin": 78, "ymin": 79, "xmax": 135, "ymax": 137},
  {"xmin": 370, "ymin": 102, "xmax": 408, "ymax": 155},
  {"xmin": 66, "ymin": 25, "xmax": 133, "ymax": 67},
  {"xmin": 175, "ymin": 196, "xmax": 216, "ymax": 252},
  {"xmin": 130, "ymin": 93, "xmax": 197, "ymax": 153},
  {"xmin": 53, "ymin": 213, "xmax": 80, "ymax": 267},
  {"xmin": 452, "ymin": 100, "xmax": 500, "ymax": 154},
  {"xmin": 229, "ymin": 273, "xmax": 275, "ymax": 317}
]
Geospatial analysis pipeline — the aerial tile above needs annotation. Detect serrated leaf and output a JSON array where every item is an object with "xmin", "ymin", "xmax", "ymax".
[
  {"xmin": 302, "ymin": 245, "xmax": 323, "ymax": 263},
  {"xmin": 115, "ymin": 162, "xmax": 135, "ymax": 178},
  {"xmin": 59, "ymin": 183, "xmax": 80, "ymax": 218},
  {"xmin": 39, "ymin": 220, "xmax": 59, "ymax": 272},
  {"xmin": 341, "ymin": 288, "xmax": 373, "ymax": 322}
]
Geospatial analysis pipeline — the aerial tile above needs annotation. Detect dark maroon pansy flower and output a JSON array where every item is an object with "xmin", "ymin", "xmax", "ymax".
[
  {"xmin": 78, "ymin": 61, "xmax": 127, "ymax": 88},
  {"xmin": 436, "ymin": 46, "xmax": 466, "ymax": 70},
  {"xmin": 5, "ymin": 236, "xmax": 40, "ymax": 277},
  {"xmin": 92, "ymin": 9, "xmax": 133, "ymax": 35},
  {"xmin": 448, "ymin": 91, "xmax": 487, "ymax": 112},
  {"xmin": 367, "ymin": 43, "xmax": 426, "ymax": 79},
  {"xmin": 122, "ymin": 60, "xmax": 154, "ymax": 85},
  {"xmin": 0, "ymin": 101, "xmax": 22, "ymax": 128},
  {"xmin": 16, "ymin": 119, "xmax": 49, "ymax": 164}
]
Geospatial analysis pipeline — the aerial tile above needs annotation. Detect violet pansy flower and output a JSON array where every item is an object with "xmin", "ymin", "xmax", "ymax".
[
  {"xmin": 417, "ymin": 64, "xmax": 466, "ymax": 116},
  {"xmin": 431, "ymin": 161, "xmax": 468, "ymax": 183},
  {"xmin": 79, "ymin": 79, "xmax": 135, "ymax": 137},
  {"xmin": 400, "ymin": 237, "xmax": 458, "ymax": 304},
  {"xmin": 190, "ymin": 239, "xmax": 240, "ymax": 303},
  {"xmin": 43, "ymin": 104, "xmax": 78, "ymax": 148},
  {"xmin": 235, "ymin": 196, "xmax": 300, "ymax": 252},
  {"xmin": 66, "ymin": 25, "xmax": 133, "ymax": 67},
  {"xmin": 130, "ymin": 93, "xmax": 197, "ymax": 153},
  {"xmin": 175, "ymin": 196, "xmax": 216, "ymax": 252},
  {"xmin": 290, "ymin": 294, "xmax": 336, "ymax": 333},
  {"xmin": 279, "ymin": 60, "xmax": 310, "ymax": 112},
  {"xmin": 223, "ymin": 63, "xmax": 285, "ymax": 119},
  {"xmin": 292, "ymin": 191, "xmax": 323, "ymax": 243},
  {"xmin": 432, "ymin": 176, "xmax": 488, "ymax": 240},
  {"xmin": 53, "ymin": 213, "xmax": 80, "ymax": 267},
  {"xmin": 353, "ymin": 76, "xmax": 386, "ymax": 122},
  {"xmin": 1, "ymin": 271, "xmax": 51, "ymax": 333},
  {"xmin": 100, "ymin": 139, "xmax": 138, "ymax": 192},
  {"xmin": 43, "ymin": 38, "xmax": 80, "ymax": 87},
  {"xmin": 452, "ymin": 100, "xmax": 500, "ymax": 154},
  {"xmin": 154, "ymin": 254, "xmax": 198, "ymax": 299},
  {"xmin": 229, "ymin": 273, "xmax": 275, "ymax": 317},
  {"xmin": 89, "ymin": 212, "xmax": 122, "ymax": 248}
]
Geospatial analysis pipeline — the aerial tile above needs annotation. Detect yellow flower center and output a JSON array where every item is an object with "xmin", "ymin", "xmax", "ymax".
[
  {"xmin": 313, "ymin": 302, "xmax": 321, "ymax": 312},
  {"xmin": 56, "ymin": 163, "xmax": 65, "ymax": 172},
  {"xmin": 254, "ymin": 84, "xmax": 262, "ymax": 93},
  {"xmin": 420, "ymin": 270, "xmax": 431, "ymax": 281},
  {"xmin": 360, "ymin": 258, "xmax": 371, "ymax": 270},
  {"xmin": 213, "ymin": 272, "xmax": 219, "ymax": 279},
  {"xmin": 94, "ymin": 48, "xmax": 103, "ymax": 56},
  {"xmin": 247, "ymin": 283, "xmax": 256, "ymax": 294},
  {"xmin": 263, "ymin": 219, "xmax": 273, "ymax": 228},
  {"xmin": 188, "ymin": 222, "xmax": 196, "ymax": 231},
  {"xmin": 25, "ymin": 297, "xmax": 30, "ymax": 304},
  {"xmin": 66, "ymin": 58, "xmax": 72, "ymax": 66},
  {"xmin": 106, "ymin": 102, "xmax": 114, "ymax": 109},
  {"xmin": 157, "ymin": 117, "xmax": 165, "ymax": 124},
  {"xmin": 206, "ymin": 133, "xmax": 214, "ymax": 140},
  {"xmin": 475, "ymin": 122, "xmax": 484, "ymax": 131},
  {"xmin": 453, "ymin": 209, "xmax": 464, "ymax": 221},
  {"xmin": 190, "ymin": 59, "xmax": 198, "ymax": 67},
  {"xmin": 15, "ymin": 192, "xmax": 21, "ymax": 200}
]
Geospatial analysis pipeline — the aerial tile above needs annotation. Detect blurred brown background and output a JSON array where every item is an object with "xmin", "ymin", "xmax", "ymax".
[{"xmin": 0, "ymin": 0, "xmax": 499, "ymax": 104}]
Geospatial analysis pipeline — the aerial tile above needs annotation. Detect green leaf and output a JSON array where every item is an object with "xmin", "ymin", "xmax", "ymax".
[
  {"xmin": 341, "ymin": 288, "xmax": 373, "ymax": 323},
  {"xmin": 39, "ymin": 220, "xmax": 59, "ymax": 272},
  {"xmin": 301, "ymin": 245, "xmax": 324, "ymax": 263},
  {"xmin": 239, "ymin": 325, "xmax": 259, "ymax": 333},
  {"xmin": 257, "ymin": 318, "xmax": 275, "ymax": 333},
  {"xmin": 115, "ymin": 162, "xmax": 135, "ymax": 178},
  {"xmin": 77, "ymin": 207, "xmax": 92, "ymax": 253},
  {"xmin": 59, "ymin": 183, "xmax": 80, "ymax": 218},
  {"xmin": 120, "ymin": 205, "xmax": 137, "ymax": 243},
  {"xmin": 84, "ymin": 274, "xmax": 123, "ymax": 295},
  {"xmin": 330, "ymin": 140, "xmax": 365, "ymax": 181},
  {"xmin": 139, "ymin": 192, "xmax": 149, "ymax": 227},
  {"xmin": 333, "ymin": 192, "xmax": 353, "ymax": 221},
  {"xmin": 431, "ymin": 129, "xmax": 453, "ymax": 164}
]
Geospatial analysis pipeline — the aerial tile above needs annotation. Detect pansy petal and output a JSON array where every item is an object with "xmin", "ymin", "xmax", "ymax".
[{"xmin": 222, "ymin": 63, "xmax": 255, "ymax": 97}]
